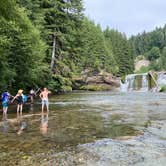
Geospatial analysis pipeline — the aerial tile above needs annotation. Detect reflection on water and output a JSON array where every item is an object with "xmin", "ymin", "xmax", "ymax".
[
  {"xmin": 0, "ymin": 91, "xmax": 166, "ymax": 164},
  {"xmin": 40, "ymin": 111, "xmax": 49, "ymax": 135},
  {"xmin": 2, "ymin": 117, "xmax": 9, "ymax": 133}
]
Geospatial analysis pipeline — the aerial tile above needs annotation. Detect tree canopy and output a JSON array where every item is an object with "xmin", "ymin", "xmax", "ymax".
[
  {"xmin": 0, "ymin": 0, "xmax": 135, "ymax": 92},
  {"xmin": 130, "ymin": 26, "xmax": 166, "ymax": 71}
]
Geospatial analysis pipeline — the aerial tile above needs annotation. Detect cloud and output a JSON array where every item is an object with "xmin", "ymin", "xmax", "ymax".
[{"xmin": 83, "ymin": 0, "xmax": 166, "ymax": 37}]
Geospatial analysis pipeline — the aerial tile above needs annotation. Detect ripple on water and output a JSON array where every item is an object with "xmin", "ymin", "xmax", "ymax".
[{"xmin": 0, "ymin": 91, "xmax": 165, "ymax": 165}]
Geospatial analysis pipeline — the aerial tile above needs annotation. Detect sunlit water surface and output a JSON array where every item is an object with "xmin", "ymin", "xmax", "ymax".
[{"xmin": 0, "ymin": 91, "xmax": 166, "ymax": 165}]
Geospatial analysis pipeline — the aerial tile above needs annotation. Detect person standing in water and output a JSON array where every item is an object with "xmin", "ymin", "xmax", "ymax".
[
  {"xmin": 29, "ymin": 89, "xmax": 35, "ymax": 103},
  {"xmin": 1, "ymin": 91, "xmax": 11, "ymax": 119},
  {"xmin": 39, "ymin": 88, "xmax": 51, "ymax": 112},
  {"xmin": 11, "ymin": 89, "xmax": 24, "ymax": 118}
]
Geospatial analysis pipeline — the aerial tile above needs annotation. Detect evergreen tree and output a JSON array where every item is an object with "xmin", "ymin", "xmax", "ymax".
[
  {"xmin": 0, "ymin": 0, "xmax": 50, "ymax": 92},
  {"xmin": 0, "ymin": 0, "xmax": 137, "ymax": 92},
  {"xmin": 160, "ymin": 47, "xmax": 166, "ymax": 70},
  {"xmin": 130, "ymin": 24, "xmax": 166, "ymax": 71},
  {"xmin": 103, "ymin": 29, "xmax": 134, "ymax": 76}
]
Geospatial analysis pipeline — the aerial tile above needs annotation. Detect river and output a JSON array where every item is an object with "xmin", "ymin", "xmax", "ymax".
[{"xmin": 0, "ymin": 91, "xmax": 166, "ymax": 165}]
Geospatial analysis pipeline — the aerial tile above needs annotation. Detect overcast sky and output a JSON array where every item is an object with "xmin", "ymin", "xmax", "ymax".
[{"xmin": 83, "ymin": 0, "xmax": 166, "ymax": 37}]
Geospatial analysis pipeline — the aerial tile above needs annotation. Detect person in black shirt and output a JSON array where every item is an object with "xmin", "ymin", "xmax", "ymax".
[{"xmin": 12, "ymin": 89, "xmax": 24, "ymax": 118}]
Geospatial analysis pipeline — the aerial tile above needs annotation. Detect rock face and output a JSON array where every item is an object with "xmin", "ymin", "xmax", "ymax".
[
  {"xmin": 86, "ymin": 73, "xmax": 120, "ymax": 86},
  {"xmin": 73, "ymin": 71, "xmax": 120, "ymax": 91},
  {"xmin": 134, "ymin": 55, "xmax": 150, "ymax": 72},
  {"xmin": 135, "ymin": 59, "xmax": 150, "ymax": 72}
]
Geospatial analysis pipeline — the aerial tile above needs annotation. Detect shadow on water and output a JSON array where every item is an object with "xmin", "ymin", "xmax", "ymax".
[{"xmin": 0, "ymin": 91, "xmax": 165, "ymax": 164}]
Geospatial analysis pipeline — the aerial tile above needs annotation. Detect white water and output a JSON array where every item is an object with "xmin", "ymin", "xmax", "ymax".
[
  {"xmin": 157, "ymin": 72, "xmax": 166, "ymax": 86},
  {"xmin": 121, "ymin": 73, "xmax": 149, "ymax": 92},
  {"xmin": 141, "ymin": 74, "xmax": 149, "ymax": 91},
  {"xmin": 121, "ymin": 72, "xmax": 166, "ymax": 92}
]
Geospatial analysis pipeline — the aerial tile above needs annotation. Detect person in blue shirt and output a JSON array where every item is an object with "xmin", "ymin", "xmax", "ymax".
[{"xmin": 1, "ymin": 91, "xmax": 10, "ymax": 118}]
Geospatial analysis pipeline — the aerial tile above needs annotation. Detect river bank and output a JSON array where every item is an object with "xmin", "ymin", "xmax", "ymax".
[
  {"xmin": 73, "ymin": 71, "xmax": 120, "ymax": 91},
  {"xmin": 72, "ymin": 70, "xmax": 166, "ymax": 92}
]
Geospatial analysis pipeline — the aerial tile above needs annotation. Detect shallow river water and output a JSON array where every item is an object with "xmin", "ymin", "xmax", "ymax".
[{"xmin": 0, "ymin": 91, "xmax": 166, "ymax": 166}]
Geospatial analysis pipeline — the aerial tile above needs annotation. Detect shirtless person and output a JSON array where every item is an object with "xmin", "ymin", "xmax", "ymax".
[{"xmin": 39, "ymin": 88, "xmax": 51, "ymax": 112}]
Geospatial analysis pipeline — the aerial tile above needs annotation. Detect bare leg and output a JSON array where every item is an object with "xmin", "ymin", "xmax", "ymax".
[
  {"xmin": 20, "ymin": 104, "xmax": 23, "ymax": 117},
  {"xmin": 5, "ymin": 107, "xmax": 8, "ymax": 119},
  {"xmin": 46, "ymin": 100, "xmax": 49, "ymax": 112},
  {"xmin": 3, "ymin": 107, "xmax": 7, "ymax": 120},
  {"xmin": 31, "ymin": 96, "xmax": 33, "ymax": 103},
  {"xmin": 5, "ymin": 107, "xmax": 8, "ymax": 114},
  {"xmin": 17, "ymin": 105, "xmax": 21, "ymax": 120},
  {"xmin": 17, "ymin": 104, "xmax": 20, "ymax": 115},
  {"xmin": 2, "ymin": 107, "xmax": 5, "ymax": 117},
  {"xmin": 46, "ymin": 104, "xmax": 49, "ymax": 112},
  {"xmin": 42, "ymin": 103, "xmax": 44, "ymax": 113}
]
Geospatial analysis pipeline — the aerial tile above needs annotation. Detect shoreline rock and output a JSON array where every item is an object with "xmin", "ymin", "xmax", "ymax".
[{"xmin": 73, "ymin": 71, "xmax": 120, "ymax": 91}]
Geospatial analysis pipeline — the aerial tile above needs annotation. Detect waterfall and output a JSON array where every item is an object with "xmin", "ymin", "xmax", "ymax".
[
  {"xmin": 126, "ymin": 74, "xmax": 136, "ymax": 91},
  {"xmin": 157, "ymin": 72, "xmax": 166, "ymax": 86},
  {"xmin": 140, "ymin": 74, "xmax": 149, "ymax": 91},
  {"xmin": 120, "ymin": 80, "xmax": 128, "ymax": 92},
  {"xmin": 121, "ymin": 72, "xmax": 166, "ymax": 92},
  {"xmin": 121, "ymin": 73, "xmax": 149, "ymax": 92}
]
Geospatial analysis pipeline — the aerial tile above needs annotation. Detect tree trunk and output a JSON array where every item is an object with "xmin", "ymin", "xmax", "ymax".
[{"xmin": 51, "ymin": 34, "xmax": 56, "ymax": 71}]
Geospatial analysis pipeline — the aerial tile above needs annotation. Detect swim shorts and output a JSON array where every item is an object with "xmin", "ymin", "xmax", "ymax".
[
  {"xmin": 42, "ymin": 99, "xmax": 49, "ymax": 107},
  {"xmin": 2, "ymin": 101, "xmax": 8, "ymax": 108}
]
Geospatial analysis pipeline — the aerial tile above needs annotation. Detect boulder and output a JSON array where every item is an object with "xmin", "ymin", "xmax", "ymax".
[{"xmin": 73, "ymin": 72, "xmax": 120, "ymax": 90}]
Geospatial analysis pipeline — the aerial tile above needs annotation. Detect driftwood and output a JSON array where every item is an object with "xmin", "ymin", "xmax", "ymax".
[{"xmin": 148, "ymin": 71, "xmax": 161, "ymax": 91}]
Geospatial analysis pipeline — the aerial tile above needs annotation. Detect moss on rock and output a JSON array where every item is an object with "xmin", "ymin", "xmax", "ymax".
[
  {"xmin": 80, "ymin": 84, "xmax": 113, "ymax": 91},
  {"xmin": 159, "ymin": 85, "xmax": 166, "ymax": 92}
]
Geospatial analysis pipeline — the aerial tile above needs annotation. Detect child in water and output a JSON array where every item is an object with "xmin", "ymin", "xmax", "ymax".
[
  {"xmin": 1, "ymin": 91, "xmax": 11, "ymax": 119},
  {"xmin": 29, "ymin": 89, "xmax": 35, "ymax": 103},
  {"xmin": 12, "ymin": 89, "xmax": 24, "ymax": 118}
]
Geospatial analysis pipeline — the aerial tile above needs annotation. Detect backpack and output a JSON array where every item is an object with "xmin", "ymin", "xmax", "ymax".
[
  {"xmin": 22, "ymin": 95, "xmax": 28, "ymax": 103},
  {"xmin": 2, "ymin": 92, "xmax": 9, "ymax": 102}
]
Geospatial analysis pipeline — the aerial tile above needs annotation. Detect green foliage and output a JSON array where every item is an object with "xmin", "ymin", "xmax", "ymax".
[
  {"xmin": 146, "ymin": 47, "xmax": 161, "ymax": 61},
  {"xmin": 78, "ymin": 18, "xmax": 110, "ymax": 72},
  {"xmin": 159, "ymin": 85, "xmax": 166, "ymax": 92},
  {"xmin": 104, "ymin": 28, "xmax": 134, "ymax": 76},
  {"xmin": 80, "ymin": 84, "xmax": 113, "ymax": 91},
  {"xmin": 160, "ymin": 47, "xmax": 166, "ymax": 70},
  {"xmin": 0, "ymin": 0, "xmax": 17, "ymax": 20},
  {"xmin": 0, "ymin": 0, "xmax": 135, "ymax": 93},
  {"xmin": 48, "ymin": 74, "xmax": 72, "ymax": 92},
  {"xmin": 136, "ymin": 66, "xmax": 150, "ymax": 74},
  {"xmin": 0, "ymin": 1, "xmax": 50, "ymax": 92},
  {"xmin": 130, "ymin": 25, "xmax": 166, "ymax": 71}
]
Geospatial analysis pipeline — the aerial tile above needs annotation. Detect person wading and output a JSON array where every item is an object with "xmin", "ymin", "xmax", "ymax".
[
  {"xmin": 39, "ymin": 88, "xmax": 51, "ymax": 113},
  {"xmin": 1, "ymin": 91, "xmax": 11, "ymax": 119},
  {"xmin": 12, "ymin": 89, "xmax": 24, "ymax": 118}
]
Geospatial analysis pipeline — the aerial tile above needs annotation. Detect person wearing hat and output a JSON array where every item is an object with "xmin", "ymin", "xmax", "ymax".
[{"xmin": 11, "ymin": 89, "xmax": 24, "ymax": 117}]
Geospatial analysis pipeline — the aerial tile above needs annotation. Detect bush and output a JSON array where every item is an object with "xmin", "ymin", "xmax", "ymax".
[
  {"xmin": 48, "ymin": 74, "xmax": 72, "ymax": 93},
  {"xmin": 159, "ymin": 85, "xmax": 166, "ymax": 92},
  {"xmin": 136, "ymin": 66, "xmax": 149, "ymax": 74},
  {"xmin": 80, "ymin": 84, "xmax": 113, "ymax": 91}
]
